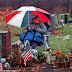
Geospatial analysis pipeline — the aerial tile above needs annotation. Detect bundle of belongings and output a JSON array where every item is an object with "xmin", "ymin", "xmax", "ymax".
[{"xmin": 20, "ymin": 31, "xmax": 42, "ymax": 43}]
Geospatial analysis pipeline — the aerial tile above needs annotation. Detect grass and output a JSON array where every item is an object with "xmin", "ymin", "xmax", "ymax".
[
  {"xmin": 48, "ymin": 24, "xmax": 72, "ymax": 53},
  {"xmin": 11, "ymin": 36, "xmax": 19, "ymax": 43},
  {"xmin": 37, "ymin": 23, "xmax": 72, "ymax": 53},
  {"xmin": 0, "ymin": 16, "xmax": 72, "ymax": 53}
]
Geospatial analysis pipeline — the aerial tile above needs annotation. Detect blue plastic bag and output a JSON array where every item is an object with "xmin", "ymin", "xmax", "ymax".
[{"xmin": 20, "ymin": 31, "xmax": 42, "ymax": 42}]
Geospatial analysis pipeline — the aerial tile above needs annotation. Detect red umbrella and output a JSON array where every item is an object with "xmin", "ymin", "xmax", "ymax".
[{"xmin": 5, "ymin": 6, "xmax": 51, "ymax": 28}]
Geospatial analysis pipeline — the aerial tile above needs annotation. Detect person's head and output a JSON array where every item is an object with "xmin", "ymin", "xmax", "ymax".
[{"xmin": 32, "ymin": 15, "xmax": 39, "ymax": 23}]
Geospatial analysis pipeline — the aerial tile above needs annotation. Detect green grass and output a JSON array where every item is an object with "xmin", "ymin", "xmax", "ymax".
[
  {"xmin": 11, "ymin": 36, "xmax": 19, "ymax": 43},
  {"xmin": 37, "ymin": 23, "xmax": 72, "ymax": 53},
  {"xmin": 1, "ymin": 16, "xmax": 4, "ymax": 19},
  {"xmin": 0, "ymin": 16, "xmax": 72, "ymax": 53},
  {"xmin": 49, "ymin": 26, "xmax": 72, "ymax": 53}
]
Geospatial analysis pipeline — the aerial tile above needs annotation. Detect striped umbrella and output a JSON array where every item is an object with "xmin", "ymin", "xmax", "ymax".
[{"xmin": 5, "ymin": 6, "xmax": 51, "ymax": 28}]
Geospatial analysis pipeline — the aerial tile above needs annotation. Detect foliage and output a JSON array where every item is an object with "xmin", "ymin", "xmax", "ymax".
[
  {"xmin": 37, "ymin": 52, "xmax": 46, "ymax": 62},
  {"xmin": 53, "ymin": 50, "xmax": 69, "ymax": 62},
  {"xmin": 70, "ymin": 9, "xmax": 72, "ymax": 18},
  {"xmin": 9, "ymin": 44, "xmax": 23, "ymax": 67}
]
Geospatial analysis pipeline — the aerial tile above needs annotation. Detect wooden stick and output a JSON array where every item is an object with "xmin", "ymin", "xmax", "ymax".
[
  {"xmin": 43, "ymin": 35, "xmax": 49, "ymax": 37},
  {"xmin": 46, "ymin": 53, "xmax": 51, "ymax": 64}
]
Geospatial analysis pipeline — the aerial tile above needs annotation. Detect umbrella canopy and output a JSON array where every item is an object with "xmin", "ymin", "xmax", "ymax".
[{"xmin": 5, "ymin": 6, "xmax": 51, "ymax": 28}]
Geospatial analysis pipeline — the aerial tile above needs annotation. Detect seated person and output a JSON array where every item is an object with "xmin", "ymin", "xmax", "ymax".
[{"xmin": 22, "ymin": 15, "xmax": 48, "ymax": 49}]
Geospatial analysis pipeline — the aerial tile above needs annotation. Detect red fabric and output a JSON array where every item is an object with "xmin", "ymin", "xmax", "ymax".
[
  {"xmin": 58, "ymin": 20, "xmax": 59, "ymax": 22},
  {"xmin": 34, "ymin": 7, "xmax": 50, "ymax": 15},
  {"xmin": 7, "ymin": 64, "xmax": 9, "ymax": 69},
  {"xmin": 30, "ymin": 11, "xmax": 51, "ymax": 22},
  {"xmin": 5, "ymin": 11, "xmax": 21, "ymax": 23},
  {"xmin": 0, "ymin": 63, "xmax": 3, "ymax": 70},
  {"xmin": 24, "ymin": 50, "xmax": 32, "ymax": 66}
]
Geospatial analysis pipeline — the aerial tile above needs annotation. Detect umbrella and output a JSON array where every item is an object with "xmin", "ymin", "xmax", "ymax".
[{"xmin": 5, "ymin": 6, "xmax": 51, "ymax": 28}]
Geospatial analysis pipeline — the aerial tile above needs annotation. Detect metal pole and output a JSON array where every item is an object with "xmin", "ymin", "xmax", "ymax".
[
  {"xmin": 49, "ymin": 0, "xmax": 50, "ymax": 10},
  {"xmin": 67, "ymin": 0, "xmax": 69, "ymax": 13},
  {"xmin": 28, "ymin": 11, "xmax": 29, "ymax": 24},
  {"xmin": 56, "ymin": 0, "xmax": 59, "ymax": 22},
  {"xmin": 0, "ymin": 35, "xmax": 2, "ymax": 63},
  {"xmin": 67, "ymin": 0, "xmax": 69, "ymax": 26},
  {"xmin": 27, "ymin": 5, "xmax": 30, "ymax": 29}
]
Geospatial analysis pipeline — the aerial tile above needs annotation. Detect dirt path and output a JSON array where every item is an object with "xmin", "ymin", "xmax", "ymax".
[{"xmin": 18, "ymin": 63, "xmax": 72, "ymax": 72}]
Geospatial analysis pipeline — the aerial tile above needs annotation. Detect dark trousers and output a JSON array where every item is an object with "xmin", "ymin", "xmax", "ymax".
[{"xmin": 31, "ymin": 41, "xmax": 37, "ymax": 49}]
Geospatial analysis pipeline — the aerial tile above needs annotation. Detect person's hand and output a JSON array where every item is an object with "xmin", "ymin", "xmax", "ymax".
[
  {"xmin": 22, "ymin": 30, "xmax": 28, "ymax": 32},
  {"xmin": 29, "ymin": 28, "xmax": 31, "ymax": 30},
  {"xmin": 28, "ymin": 29, "xmax": 31, "ymax": 32},
  {"xmin": 28, "ymin": 28, "xmax": 31, "ymax": 32}
]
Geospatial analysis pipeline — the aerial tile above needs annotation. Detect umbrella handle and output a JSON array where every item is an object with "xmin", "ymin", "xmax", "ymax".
[
  {"xmin": 24, "ymin": 21, "xmax": 31, "ymax": 30},
  {"xmin": 28, "ymin": 11, "xmax": 31, "ymax": 30},
  {"xmin": 28, "ymin": 11, "xmax": 29, "ymax": 24}
]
